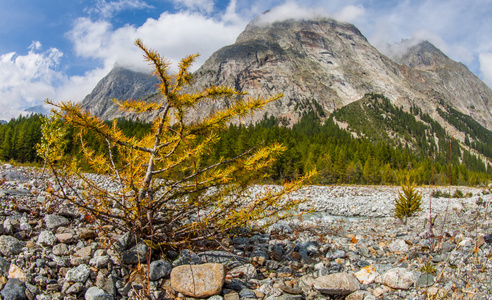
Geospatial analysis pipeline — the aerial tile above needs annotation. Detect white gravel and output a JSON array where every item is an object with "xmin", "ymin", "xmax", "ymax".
[{"xmin": 245, "ymin": 184, "xmax": 492, "ymax": 222}]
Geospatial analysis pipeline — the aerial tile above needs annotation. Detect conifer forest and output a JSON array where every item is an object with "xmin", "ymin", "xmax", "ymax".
[{"xmin": 2, "ymin": 96, "xmax": 491, "ymax": 187}]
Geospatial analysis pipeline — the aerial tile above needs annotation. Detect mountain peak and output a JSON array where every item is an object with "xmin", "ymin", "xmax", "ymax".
[
  {"xmin": 237, "ymin": 17, "xmax": 366, "ymax": 44},
  {"xmin": 397, "ymin": 40, "xmax": 450, "ymax": 68},
  {"xmin": 81, "ymin": 66, "xmax": 158, "ymax": 119},
  {"xmin": 413, "ymin": 40, "xmax": 441, "ymax": 53},
  {"xmin": 188, "ymin": 16, "xmax": 416, "ymax": 125}
]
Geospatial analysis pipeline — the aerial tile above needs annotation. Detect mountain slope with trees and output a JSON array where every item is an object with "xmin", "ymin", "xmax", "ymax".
[
  {"xmin": 2, "ymin": 97, "xmax": 491, "ymax": 186},
  {"xmin": 210, "ymin": 99, "xmax": 490, "ymax": 186}
]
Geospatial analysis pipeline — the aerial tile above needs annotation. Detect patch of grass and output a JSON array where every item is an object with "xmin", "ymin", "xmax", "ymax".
[
  {"xmin": 452, "ymin": 189, "xmax": 464, "ymax": 198},
  {"xmin": 420, "ymin": 262, "xmax": 436, "ymax": 274},
  {"xmin": 431, "ymin": 189, "xmax": 472, "ymax": 198}
]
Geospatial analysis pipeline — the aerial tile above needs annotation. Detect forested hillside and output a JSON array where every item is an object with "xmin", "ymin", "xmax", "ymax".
[
  {"xmin": 2, "ymin": 102, "xmax": 491, "ymax": 186},
  {"xmin": 332, "ymin": 93, "xmax": 492, "ymax": 172},
  {"xmin": 0, "ymin": 114, "xmax": 43, "ymax": 163},
  {"xmin": 0, "ymin": 115, "xmax": 151, "ymax": 164},
  {"xmin": 211, "ymin": 109, "xmax": 490, "ymax": 186}
]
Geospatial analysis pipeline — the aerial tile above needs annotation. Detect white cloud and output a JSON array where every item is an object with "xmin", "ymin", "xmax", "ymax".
[
  {"xmin": 222, "ymin": 0, "xmax": 243, "ymax": 25},
  {"xmin": 334, "ymin": 4, "xmax": 365, "ymax": 23},
  {"xmin": 0, "ymin": 41, "xmax": 110, "ymax": 120},
  {"xmin": 28, "ymin": 41, "xmax": 42, "ymax": 51},
  {"xmin": 85, "ymin": 0, "xmax": 153, "ymax": 19},
  {"xmin": 255, "ymin": 1, "xmax": 326, "ymax": 24},
  {"xmin": 480, "ymin": 53, "xmax": 492, "ymax": 88},
  {"xmin": 246, "ymin": 2, "xmax": 367, "ymax": 27},
  {"xmin": 68, "ymin": 18, "xmax": 113, "ymax": 61},
  {"xmin": 0, "ymin": 42, "xmax": 62, "ymax": 119},
  {"xmin": 170, "ymin": 0, "xmax": 215, "ymax": 14},
  {"xmin": 67, "ymin": 9, "xmax": 247, "ymax": 73}
]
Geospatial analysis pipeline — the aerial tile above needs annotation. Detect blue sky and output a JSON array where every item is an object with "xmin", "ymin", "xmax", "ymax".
[{"xmin": 1, "ymin": 0, "xmax": 492, "ymax": 120}]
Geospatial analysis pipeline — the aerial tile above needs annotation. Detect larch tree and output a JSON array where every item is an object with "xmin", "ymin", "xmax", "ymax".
[
  {"xmin": 394, "ymin": 176, "xmax": 422, "ymax": 224},
  {"xmin": 38, "ymin": 39, "xmax": 314, "ymax": 248}
]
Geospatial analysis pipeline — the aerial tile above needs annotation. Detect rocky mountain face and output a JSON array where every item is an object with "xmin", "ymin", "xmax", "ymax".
[
  {"xmin": 80, "ymin": 17, "xmax": 492, "ymax": 136},
  {"xmin": 183, "ymin": 18, "xmax": 425, "ymax": 125},
  {"xmin": 394, "ymin": 41, "xmax": 492, "ymax": 130},
  {"xmin": 80, "ymin": 66, "xmax": 159, "ymax": 120}
]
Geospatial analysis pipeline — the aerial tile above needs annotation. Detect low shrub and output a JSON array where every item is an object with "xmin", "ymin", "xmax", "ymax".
[{"xmin": 394, "ymin": 176, "xmax": 422, "ymax": 224}]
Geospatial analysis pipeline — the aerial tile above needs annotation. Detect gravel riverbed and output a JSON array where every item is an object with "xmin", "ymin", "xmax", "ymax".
[{"xmin": 0, "ymin": 164, "xmax": 491, "ymax": 299}]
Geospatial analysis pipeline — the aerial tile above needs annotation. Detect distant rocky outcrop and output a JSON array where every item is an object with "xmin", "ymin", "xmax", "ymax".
[
  {"xmin": 394, "ymin": 41, "xmax": 492, "ymax": 129},
  {"xmin": 184, "ymin": 17, "xmax": 423, "ymax": 125},
  {"xmin": 80, "ymin": 66, "xmax": 159, "ymax": 120},
  {"xmin": 24, "ymin": 105, "xmax": 50, "ymax": 116}
]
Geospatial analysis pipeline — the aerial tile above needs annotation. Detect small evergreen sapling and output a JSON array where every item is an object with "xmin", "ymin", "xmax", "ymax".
[
  {"xmin": 38, "ymin": 39, "xmax": 315, "ymax": 248},
  {"xmin": 394, "ymin": 176, "xmax": 422, "ymax": 224}
]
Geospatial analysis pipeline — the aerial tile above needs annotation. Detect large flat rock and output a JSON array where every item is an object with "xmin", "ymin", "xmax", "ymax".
[{"xmin": 171, "ymin": 263, "xmax": 225, "ymax": 298}]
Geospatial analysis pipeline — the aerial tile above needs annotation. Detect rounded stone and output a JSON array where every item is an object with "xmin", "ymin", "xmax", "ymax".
[
  {"xmin": 44, "ymin": 214, "xmax": 70, "ymax": 230},
  {"xmin": 65, "ymin": 264, "xmax": 91, "ymax": 283},
  {"xmin": 20, "ymin": 222, "xmax": 32, "ymax": 232},
  {"xmin": 37, "ymin": 230, "xmax": 57, "ymax": 247},
  {"xmin": 388, "ymin": 240, "xmax": 409, "ymax": 252},
  {"xmin": 85, "ymin": 286, "xmax": 114, "ymax": 300},
  {"xmin": 66, "ymin": 282, "xmax": 84, "ymax": 294},
  {"xmin": 314, "ymin": 273, "xmax": 360, "ymax": 295},
  {"xmin": 239, "ymin": 289, "xmax": 256, "ymax": 298},
  {"xmin": 0, "ymin": 257, "xmax": 10, "ymax": 277},
  {"xmin": 345, "ymin": 290, "xmax": 376, "ymax": 300},
  {"xmin": 52, "ymin": 243, "xmax": 69, "ymax": 256},
  {"xmin": 327, "ymin": 249, "xmax": 346, "ymax": 259},
  {"xmin": 382, "ymin": 268, "xmax": 415, "ymax": 290},
  {"xmin": 171, "ymin": 263, "xmax": 226, "ymax": 298},
  {"xmin": 8, "ymin": 264, "xmax": 26, "ymax": 282},
  {"xmin": 229, "ymin": 264, "xmax": 256, "ymax": 281},
  {"xmin": 148, "ymin": 260, "xmax": 172, "ymax": 281},
  {"xmin": 89, "ymin": 256, "xmax": 110, "ymax": 269},
  {"xmin": 55, "ymin": 233, "xmax": 74, "ymax": 244},
  {"xmin": 0, "ymin": 278, "xmax": 27, "ymax": 300},
  {"xmin": 354, "ymin": 265, "xmax": 379, "ymax": 285},
  {"xmin": 0, "ymin": 235, "xmax": 26, "ymax": 257},
  {"xmin": 122, "ymin": 243, "xmax": 148, "ymax": 265}
]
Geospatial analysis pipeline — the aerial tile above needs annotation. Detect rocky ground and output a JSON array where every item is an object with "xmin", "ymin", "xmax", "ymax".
[{"xmin": 0, "ymin": 164, "xmax": 491, "ymax": 300}]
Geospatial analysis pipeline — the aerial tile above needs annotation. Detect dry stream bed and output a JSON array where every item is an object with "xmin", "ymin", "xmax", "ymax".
[{"xmin": 0, "ymin": 164, "xmax": 491, "ymax": 299}]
